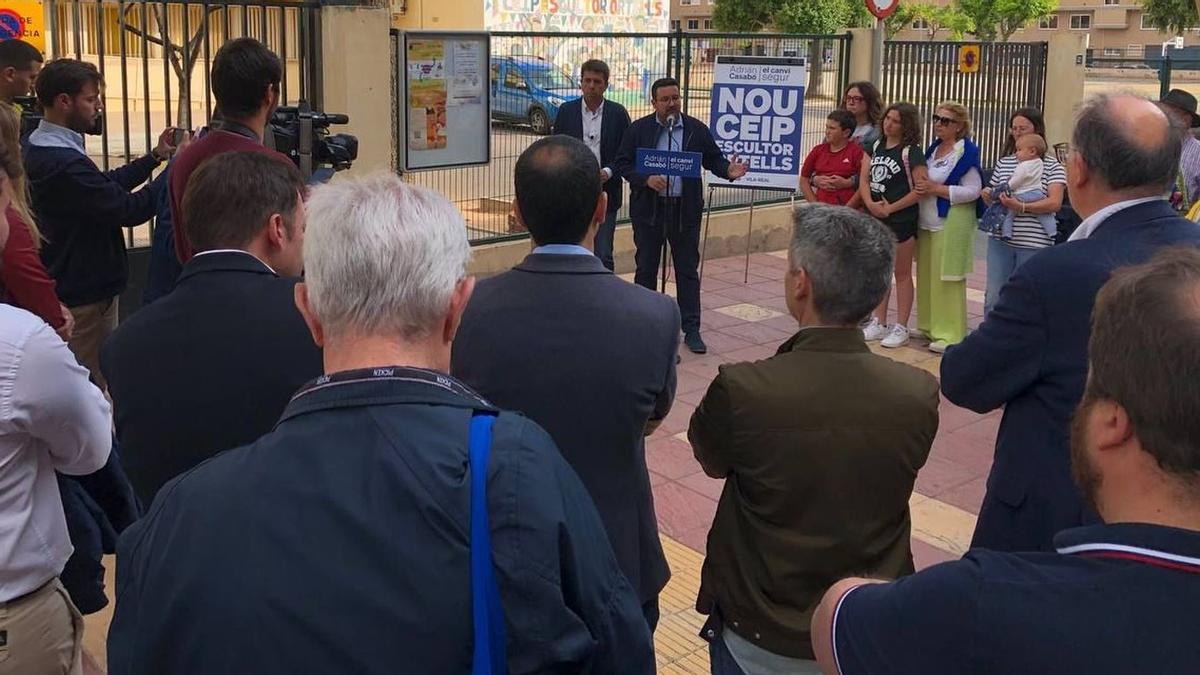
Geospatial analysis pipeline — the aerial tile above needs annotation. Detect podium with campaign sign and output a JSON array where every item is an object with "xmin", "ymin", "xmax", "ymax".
[
  {"xmin": 703, "ymin": 55, "xmax": 805, "ymax": 282},
  {"xmin": 636, "ymin": 146, "xmax": 705, "ymax": 293}
]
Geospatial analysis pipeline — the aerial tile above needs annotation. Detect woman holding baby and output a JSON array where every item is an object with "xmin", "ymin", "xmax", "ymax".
[{"xmin": 979, "ymin": 108, "xmax": 1067, "ymax": 315}]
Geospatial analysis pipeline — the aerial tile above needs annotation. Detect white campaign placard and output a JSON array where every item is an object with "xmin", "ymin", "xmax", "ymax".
[{"xmin": 708, "ymin": 56, "xmax": 806, "ymax": 192}]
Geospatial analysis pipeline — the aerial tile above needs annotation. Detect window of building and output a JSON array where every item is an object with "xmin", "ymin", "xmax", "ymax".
[
  {"xmin": 704, "ymin": 19, "xmax": 713, "ymax": 29},
  {"xmin": 1103, "ymin": 47, "xmax": 1123, "ymax": 56},
  {"xmin": 687, "ymin": 18, "xmax": 699, "ymax": 30},
  {"xmin": 1070, "ymin": 14, "xmax": 1091, "ymax": 30},
  {"xmin": 1039, "ymin": 15, "xmax": 1059, "ymax": 29},
  {"xmin": 680, "ymin": 0, "xmax": 696, "ymax": 4},
  {"xmin": 670, "ymin": 19, "xmax": 681, "ymax": 31},
  {"xmin": 1104, "ymin": 0, "xmax": 1119, "ymax": 5},
  {"xmin": 913, "ymin": 18, "xmax": 930, "ymax": 30},
  {"xmin": 1127, "ymin": 44, "xmax": 1143, "ymax": 56}
]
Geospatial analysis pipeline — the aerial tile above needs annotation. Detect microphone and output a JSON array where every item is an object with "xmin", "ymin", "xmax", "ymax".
[{"xmin": 666, "ymin": 113, "xmax": 676, "ymax": 128}]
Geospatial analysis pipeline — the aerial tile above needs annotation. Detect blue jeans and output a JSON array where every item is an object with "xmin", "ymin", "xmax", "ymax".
[
  {"xmin": 594, "ymin": 209, "xmax": 619, "ymax": 271},
  {"xmin": 708, "ymin": 632, "xmax": 748, "ymax": 675},
  {"xmin": 985, "ymin": 237, "xmax": 1043, "ymax": 317}
]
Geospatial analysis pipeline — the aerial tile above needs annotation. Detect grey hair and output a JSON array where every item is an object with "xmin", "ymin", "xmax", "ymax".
[
  {"xmin": 303, "ymin": 173, "xmax": 471, "ymax": 340},
  {"xmin": 789, "ymin": 204, "xmax": 895, "ymax": 325},
  {"xmin": 1073, "ymin": 92, "xmax": 1182, "ymax": 194}
]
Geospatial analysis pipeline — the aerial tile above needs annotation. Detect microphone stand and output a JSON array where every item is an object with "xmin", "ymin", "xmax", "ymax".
[{"xmin": 660, "ymin": 113, "xmax": 679, "ymax": 295}]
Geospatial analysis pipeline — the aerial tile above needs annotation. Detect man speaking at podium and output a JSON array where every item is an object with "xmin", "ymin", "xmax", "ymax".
[{"xmin": 615, "ymin": 77, "xmax": 748, "ymax": 354}]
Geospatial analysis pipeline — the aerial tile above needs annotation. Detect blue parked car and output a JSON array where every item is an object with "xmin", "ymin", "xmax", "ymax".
[{"xmin": 490, "ymin": 56, "xmax": 579, "ymax": 135}]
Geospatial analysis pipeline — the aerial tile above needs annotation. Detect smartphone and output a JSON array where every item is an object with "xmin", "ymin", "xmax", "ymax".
[{"xmin": 170, "ymin": 127, "xmax": 186, "ymax": 145}]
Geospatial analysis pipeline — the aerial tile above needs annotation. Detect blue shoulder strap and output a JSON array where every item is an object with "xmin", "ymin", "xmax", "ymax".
[{"xmin": 469, "ymin": 412, "xmax": 507, "ymax": 675}]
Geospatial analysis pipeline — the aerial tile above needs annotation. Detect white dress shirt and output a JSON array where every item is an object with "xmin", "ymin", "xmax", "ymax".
[
  {"xmin": 0, "ymin": 305, "xmax": 112, "ymax": 601},
  {"xmin": 582, "ymin": 100, "xmax": 612, "ymax": 180},
  {"xmin": 1068, "ymin": 196, "xmax": 1165, "ymax": 242}
]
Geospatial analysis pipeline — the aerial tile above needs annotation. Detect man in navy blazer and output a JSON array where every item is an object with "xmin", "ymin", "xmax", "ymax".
[
  {"xmin": 551, "ymin": 59, "xmax": 631, "ymax": 271},
  {"xmin": 613, "ymin": 77, "xmax": 748, "ymax": 354},
  {"xmin": 941, "ymin": 93, "xmax": 1200, "ymax": 553},
  {"xmin": 453, "ymin": 135, "xmax": 679, "ymax": 631},
  {"xmin": 101, "ymin": 152, "xmax": 321, "ymax": 506}
]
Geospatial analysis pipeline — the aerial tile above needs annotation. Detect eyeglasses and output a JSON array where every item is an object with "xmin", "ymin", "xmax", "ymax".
[
  {"xmin": 932, "ymin": 114, "xmax": 959, "ymax": 126},
  {"xmin": 844, "ymin": 95, "xmax": 865, "ymax": 103}
]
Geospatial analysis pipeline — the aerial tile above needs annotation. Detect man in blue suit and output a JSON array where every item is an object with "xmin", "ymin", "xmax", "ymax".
[
  {"xmin": 453, "ymin": 135, "xmax": 679, "ymax": 632},
  {"xmin": 552, "ymin": 59, "xmax": 630, "ymax": 271},
  {"xmin": 941, "ymin": 93, "xmax": 1200, "ymax": 553},
  {"xmin": 614, "ymin": 77, "xmax": 748, "ymax": 354}
]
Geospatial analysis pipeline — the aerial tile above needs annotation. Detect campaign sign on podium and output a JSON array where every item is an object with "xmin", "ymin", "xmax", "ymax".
[{"xmin": 636, "ymin": 148, "xmax": 703, "ymax": 178}]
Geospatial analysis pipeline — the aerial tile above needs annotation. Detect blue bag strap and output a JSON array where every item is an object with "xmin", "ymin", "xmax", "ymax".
[{"xmin": 469, "ymin": 411, "xmax": 507, "ymax": 675}]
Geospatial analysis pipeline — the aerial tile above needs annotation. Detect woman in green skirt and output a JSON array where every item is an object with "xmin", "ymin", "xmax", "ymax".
[{"xmin": 913, "ymin": 101, "xmax": 984, "ymax": 353}]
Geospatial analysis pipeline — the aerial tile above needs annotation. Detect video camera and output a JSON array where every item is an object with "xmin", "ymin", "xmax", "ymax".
[
  {"xmin": 266, "ymin": 102, "xmax": 358, "ymax": 183},
  {"xmin": 12, "ymin": 96, "xmax": 104, "ymax": 139}
]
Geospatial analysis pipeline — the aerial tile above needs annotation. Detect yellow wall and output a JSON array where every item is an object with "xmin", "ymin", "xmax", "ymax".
[{"xmin": 391, "ymin": 0, "xmax": 483, "ymax": 30}]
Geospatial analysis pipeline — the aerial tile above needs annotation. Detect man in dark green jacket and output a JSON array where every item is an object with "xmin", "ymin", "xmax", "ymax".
[{"xmin": 689, "ymin": 203, "xmax": 940, "ymax": 673}]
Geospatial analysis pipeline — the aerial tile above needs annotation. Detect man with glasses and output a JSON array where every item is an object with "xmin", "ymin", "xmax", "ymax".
[
  {"xmin": 614, "ymin": 77, "xmax": 749, "ymax": 354},
  {"xmin": 552, "ymin": 59, "xmax": 631, "ymax": 271}
]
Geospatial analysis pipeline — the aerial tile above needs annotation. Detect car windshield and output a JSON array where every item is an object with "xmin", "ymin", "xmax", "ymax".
[{"xmin": 526, "ymin": 67, "xmax": 575, "ymax": 90}]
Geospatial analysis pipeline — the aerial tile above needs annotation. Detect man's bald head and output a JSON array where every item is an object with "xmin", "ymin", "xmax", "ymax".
[
  {"xmin": 1072, "ymin": 93, "xmax": 1182, "ymax": 195},
  {"xmin": 514, "ymin": 135, "xmax": 603, "ymax": 246}
]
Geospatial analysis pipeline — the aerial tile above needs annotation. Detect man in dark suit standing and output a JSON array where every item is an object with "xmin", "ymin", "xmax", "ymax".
[
  {"xmin": 614, "ymin": 77, "xmax": 748, "ymax": 354},
  {"xmin": 941, "ymin": 93, "xmax": 1200, "ymax": 553},
  {"xmin": 552, "ymin": 59, "xmax": 630, "ymax": 271},
  {"xmin": 453, "ymin": 135, "xmax": 679, "ymax": 632},
  {"xmin": 101, "ymin": 152, "xmax": 321, "ymax": 506}
]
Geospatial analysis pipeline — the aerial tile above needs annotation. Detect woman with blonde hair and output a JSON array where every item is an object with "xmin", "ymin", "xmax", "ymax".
[
  {"xmin": 913, "ymin": 101, "xmax": 983, "ymax": 352},
  {"xmin": 0, "ymin": 104, "xmax": 73, "ymax": 338}
]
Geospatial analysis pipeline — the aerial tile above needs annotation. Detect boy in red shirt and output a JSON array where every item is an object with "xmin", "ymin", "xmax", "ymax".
[{"xmin": 800, "ymin": 110, "xmax": 864, "ymax": 207}]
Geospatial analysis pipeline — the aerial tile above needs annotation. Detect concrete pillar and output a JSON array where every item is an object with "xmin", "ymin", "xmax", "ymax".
[
  {"xmin": 846, "ymin": 28, "xmax": 874, "ymax": 86},
  {"xmin": 1043, "ymin": 33, "xmax": 1087, "ymax": 149},
  {"xmin": 320, "ymin": 0, "xmax": 395, "ymax": 175}
]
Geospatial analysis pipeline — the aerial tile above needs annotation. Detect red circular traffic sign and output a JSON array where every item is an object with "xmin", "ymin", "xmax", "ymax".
[{"xmin": 866, "ymin": 0, "xmax": 900, "ymax": 20}]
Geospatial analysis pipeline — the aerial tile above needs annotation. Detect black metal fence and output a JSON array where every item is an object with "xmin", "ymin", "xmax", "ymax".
[
  {"xmin": 881, "ymin": 41, "xmax": 1048, "ymax": 170},
  {"xmin": 47, "ymin": 0, "xmax": 323, "ymax": 247},
  {"xmin": 1087, "ymin": 55, "xmax": 1200, "ymax": 100},
  {"xmin": 394, "ymin": 30, "xmax": 851, "ymax": 245}
]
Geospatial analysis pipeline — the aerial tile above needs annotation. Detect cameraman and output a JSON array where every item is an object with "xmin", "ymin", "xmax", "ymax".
[
  {"xmin": 170, "ymin": 37, "xmax": 291, "ymax": 264},
  {"xmin": 0, "ymin": 39, "xmax": 42, "ymax": 108},
  {"xmin": 25, "ymin": 58, "xmax": 179, "ymax": 390}
]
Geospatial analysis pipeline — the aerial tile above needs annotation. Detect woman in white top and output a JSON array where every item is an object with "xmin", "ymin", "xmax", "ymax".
[
  {"xmin": 913, "ymin": 101, "xmax": 983, "ymax": 353},
  {"xmin": 979, "ymin": 108, "xmax": 1066, "ymax": 316}
]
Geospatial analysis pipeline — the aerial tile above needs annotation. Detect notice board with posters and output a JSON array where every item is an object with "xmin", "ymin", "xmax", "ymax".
[
  {"xmin": 0, "ymin": 0, "xmax": 45, "ymax": 53},
  {"xmin": 396, "ymin": 31, "xmax": 490, "ymax": 171},
  {"xmin": 707, "ymin": 55, "xmax": 806, "ymax": 192}
]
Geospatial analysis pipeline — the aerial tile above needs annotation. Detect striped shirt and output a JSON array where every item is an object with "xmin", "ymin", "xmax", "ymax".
[
  {"xmin": 1181, "ymin": 135, "xmax": 1200, "ymax": 206},
  {"xmin": 988, "ymin": 154, "xmax": 1066, "ymax": 249}
]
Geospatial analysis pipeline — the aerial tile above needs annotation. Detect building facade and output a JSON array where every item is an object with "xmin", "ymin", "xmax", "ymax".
[
  {"xmin": 891, "ymin": 0, "xmax": 1200, "ymax": 59},
  {"xmin": 669, "ymin": 0, "xmax": 716, "ymax": 32}
]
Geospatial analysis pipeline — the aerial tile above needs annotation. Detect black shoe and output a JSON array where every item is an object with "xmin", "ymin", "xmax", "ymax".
[{"xmin": 684, "ymin": 331, "xmax": 707, "ymax": 354}]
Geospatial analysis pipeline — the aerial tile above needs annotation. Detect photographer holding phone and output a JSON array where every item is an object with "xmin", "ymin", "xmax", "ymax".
[{"xmin": 25, "ymin": 58, "xmax": 180, "ymax": 390}]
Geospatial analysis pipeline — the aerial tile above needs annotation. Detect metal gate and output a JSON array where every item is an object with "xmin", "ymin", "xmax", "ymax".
[
  {"xmin": 882, "ymin": 41, "xmax": 1048, "ymax": 169},
  {"xmin": 395, "ymin": 29, "xmax": 851, "ymax": 245}
]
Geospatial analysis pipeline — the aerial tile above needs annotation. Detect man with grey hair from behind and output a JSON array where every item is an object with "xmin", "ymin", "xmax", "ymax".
[
  {"xmin": 940, "ymin": 92, "xmax": 1200, "ymax": 555},
  {"xmin": 688, "ymin": 203, "xmax": 940, "ymax": 675},
  {"xmin": 107, "ymin": 174, "xmax": 655, "ymax": 675}
]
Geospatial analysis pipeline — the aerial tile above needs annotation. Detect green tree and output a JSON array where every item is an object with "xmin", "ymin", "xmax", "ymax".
[
  {"xmin": 713, "ymin": 0, "xmax": 871, "ymax": 93},
  {"xmin": 885, "ymin": 3, "xmax": 925, "ymax": 39},
  {"xmin": 927, "ymin": 4, "xmax": 975, "ymax": 40},
  {"xmin": 1140, "ymin": 0, "xmax": 1199, "ymax": 36},
  {"xmin": 955, "ymin": 0, "xmax": 1056, "ymax": 41}
]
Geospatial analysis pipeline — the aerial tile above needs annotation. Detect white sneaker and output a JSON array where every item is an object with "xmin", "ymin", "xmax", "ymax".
[
  {"xmin": 881, "ymin": 324, "xmax": 910, "ymax": 348},
  {"xmin": 862, "ymin": 317, "xmax": 887, "ymax": 341},
  {"xmin": 928, "ymin": 339, "xmax": 949, "ymax": 354}
]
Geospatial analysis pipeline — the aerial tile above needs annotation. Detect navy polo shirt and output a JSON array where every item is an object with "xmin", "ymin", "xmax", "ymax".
[{"xmin": 830, "ymin": 523, "xmax": 1200, "ymax": 674}]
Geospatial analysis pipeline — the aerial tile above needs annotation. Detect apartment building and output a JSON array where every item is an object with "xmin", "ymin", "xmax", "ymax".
[
  {"xmin": 892, "ymin": 0, "xmax": 1200, "ymax": 58},
  {"xmin": 669, "ymin": 0, "xmax": 717, "ymax": 32}
]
